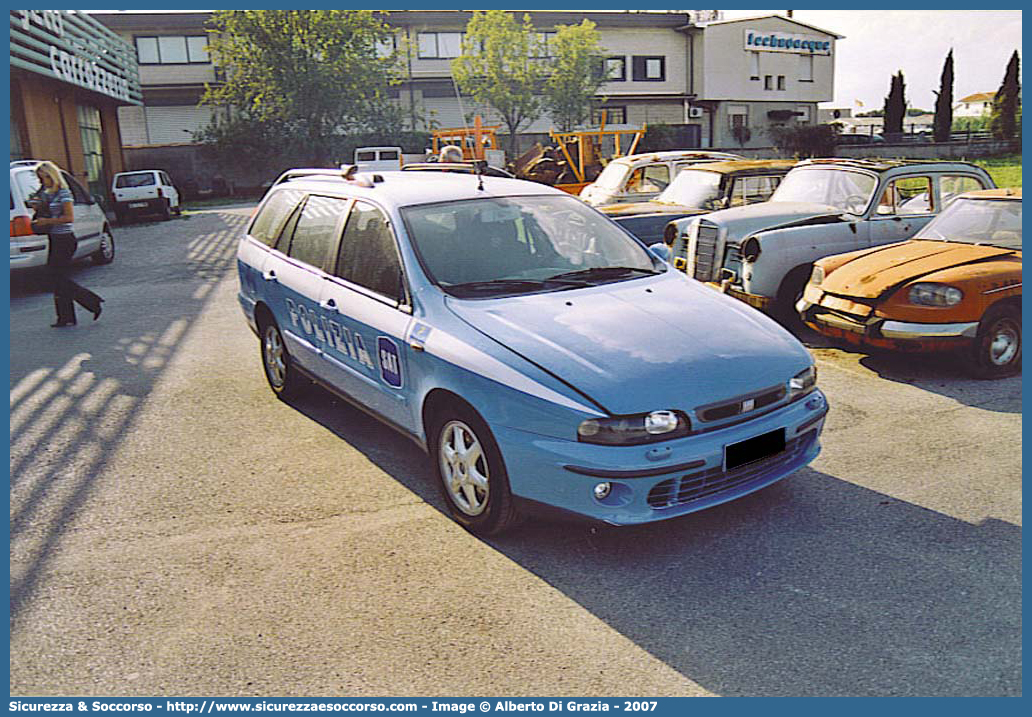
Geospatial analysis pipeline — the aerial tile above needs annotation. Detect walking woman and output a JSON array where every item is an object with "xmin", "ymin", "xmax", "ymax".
[{"xmin": 29, "ymin": 161, "xmax": 103, "ymax": 327}]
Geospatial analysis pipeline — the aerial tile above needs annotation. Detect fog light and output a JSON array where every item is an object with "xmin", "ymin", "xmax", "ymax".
[{"xmin": 593, "ymin": 482, "xmax": 612, "ymax": 501}]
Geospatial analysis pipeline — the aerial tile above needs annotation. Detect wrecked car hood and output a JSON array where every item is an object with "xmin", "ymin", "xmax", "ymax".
[
  {"xmin": 699, "ymin": 201, "xmax": 851, "ymax": 243},
  {"xmin": 821, "ymin": 240, "xmax": 1020, "ymax": 299}
]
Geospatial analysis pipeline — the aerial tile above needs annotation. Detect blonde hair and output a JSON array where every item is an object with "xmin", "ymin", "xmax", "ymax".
[{"xmin": 35, "ymin": 161, "xmax": 68, "ymax": 190}]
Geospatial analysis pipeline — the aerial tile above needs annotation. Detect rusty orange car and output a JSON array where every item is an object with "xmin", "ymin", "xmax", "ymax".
[{"xmin": 797, "ymin": 188, "xmax": 1021, "ymax": 378}]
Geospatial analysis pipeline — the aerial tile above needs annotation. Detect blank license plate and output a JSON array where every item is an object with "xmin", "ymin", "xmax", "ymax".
[
  {"xmin": 725, "ymin": 428, "xmax": 785, "ymax": 470},
  {"xmin": 129, "ymin": 202, "xmax": 148, "ymax": 208}
]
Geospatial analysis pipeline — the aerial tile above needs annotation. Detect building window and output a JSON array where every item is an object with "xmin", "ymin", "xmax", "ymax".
[
  {"xmin": 632, "ymin": 56, "xmax": 665, "ymax": 82},
  {"xmin": 77, "ymin": 104, "xmax": 105, "ymax": 197},
  {"xmin": 764, "ymin": 75, "xmax": 773, "ymax": 91},
  {"xmin": 605, "ymin": 57, "xmax": 626, "ymax": 82},
  {"xmin": 592, "ymin": 106, "xmax": 627, "ymax": 125},
  {"xmin": 728, "ymin": 105, "xmax": 749, "ymax": 129},
  {"xmin": 777, "ymin": 75, "xmax": 786, "ymax": 91},
  {"xmin": 418, "ymin": 32, "xmax": 463, "ymax": 59},
  {"xmin": 799, "ymin": 54, "xmax": 814, "ymax": 82},
  {"xmin": 376, "ymin": 35, "xmax": 396, "ymax": 58},
  {"xmin": 749, "ymin": 52, "xmax": 760, "ymax": 80},
  {"xmin": 533, "ymin": 32, "xmax": 556, "ymax": 58},
  {"xmin": 135, "ymin": 35, "xmax": 209, "ymax": 65}
]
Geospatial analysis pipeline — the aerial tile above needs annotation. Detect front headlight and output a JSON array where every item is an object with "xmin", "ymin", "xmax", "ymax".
[
  {"xmin": 808, "ymin": 265, "xmax": 825, "ymax": 286},
  {"xmin": 788, "ymin": 365, "xmax": 817, "ymax": 400},
  {"xmin": 908, "ymin": 283, "xmax": 963, "ymax": 306},
  {"xmin": 577, "ymin": 410, "xmax": 691, "ymax": 445}
]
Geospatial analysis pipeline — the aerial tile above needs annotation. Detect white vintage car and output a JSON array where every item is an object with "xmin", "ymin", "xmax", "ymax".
[{"xmin": 664, "ymin": 158, "xmax": 995, "ymax": 318}]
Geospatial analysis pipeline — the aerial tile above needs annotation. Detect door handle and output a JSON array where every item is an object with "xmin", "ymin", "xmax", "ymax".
[{"xmin": 262, "ymin": 269, "xmax": 277, "ymax": 282}]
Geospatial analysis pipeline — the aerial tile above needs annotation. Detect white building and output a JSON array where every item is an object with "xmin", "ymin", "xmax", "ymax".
[
  {"xmin": 953, "ymin": 92, "xmax": 995, "ymax": 118},
  {"xmin": 91, "ymin": 10, "xmax": 841, "ymax": 181}
]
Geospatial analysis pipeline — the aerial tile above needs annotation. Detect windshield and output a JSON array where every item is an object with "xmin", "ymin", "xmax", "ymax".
[
  {"xmin": 593, "ymin": 161, "xmax": 631, "ymax": 190},
  {"xmin": 770, "ymin": 168, "xmax": 877, "ymax": 214},
  {"xmin": 115, "ymin": 172, "xmax": 156, "ymax": 188},
  {"xmin": 916, "ymin": 197, "xmax": 1022, "ymax": 250},
  {"xmin": 656, "ymin": 169, "xmax": 722, "ymax": 208},
  {"xmin": 12, "ymin": 168, "xmax": 41, "ymax": 200},
  {"xmin": 402, "ymin": 194, "xmax": 661, "ymax": 298}
]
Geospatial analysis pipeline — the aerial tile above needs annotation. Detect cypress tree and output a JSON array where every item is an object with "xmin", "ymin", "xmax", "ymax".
[
  {"xmin": 933, "ymin": 50, "xmax": 954, "ymax": 142},
  {"xmin": 883, "ymin": 71, "xmax": 907, "ymax": 135},
  {"xmin": 989, "ymin": 50, "xmax": 1021, "ymax": 140}
]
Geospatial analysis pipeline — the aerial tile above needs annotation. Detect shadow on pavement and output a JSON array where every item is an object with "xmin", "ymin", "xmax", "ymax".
[{"xmin": 280, "ymin": 381, "xmax": 1021, "ymax": 697}]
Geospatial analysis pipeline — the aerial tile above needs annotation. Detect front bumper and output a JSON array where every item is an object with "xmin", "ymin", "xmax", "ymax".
[
  {"xmin": 703, "ymin": 281, "xmax": 772, "ymax": 310},
  {"xmin": 494, "ymin": 390, "xmax": 828, "ymax": 526},
  {"xmin": 798, "ymin": 296, "xmax": 978, "ymax": 351}
]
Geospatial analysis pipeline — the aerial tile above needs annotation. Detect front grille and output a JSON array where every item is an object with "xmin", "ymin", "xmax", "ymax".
[
  {"xmin": 646, "ymin": 430, "xmax": 815, "ymax": 509},
  {"xmin": 697, "ymin": 385, "xmax": 786, "ymax": 422},
  {"xmin": 690, "ymin": 222, "xmax": 720, "ymax": 281}
]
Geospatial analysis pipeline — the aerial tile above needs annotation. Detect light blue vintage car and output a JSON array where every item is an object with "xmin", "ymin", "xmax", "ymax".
[{"xmin": 237, "ymin": 167, "xmax": 827, "ymax": 534}]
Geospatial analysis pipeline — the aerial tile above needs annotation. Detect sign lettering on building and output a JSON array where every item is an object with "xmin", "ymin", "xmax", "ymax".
[
  {"xmin": 744, "ymin": 29, "xmax": 832, "ymax": 56},
  {"xmin": 10, "ymin": 10, "xmax": 140, "ymax": 104}
]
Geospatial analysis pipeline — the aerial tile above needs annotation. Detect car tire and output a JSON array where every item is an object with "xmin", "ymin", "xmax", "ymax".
[
  {"xmin": 160, "ymin": 200, "xmax": 172, "ymax": 221},
  {"xmin": 431, "ymin": 402, "xmax": 522, "ymax": 536},
  {"xmin": 92, "ymin": 228, "xmax": 115, "ymax": 265},
  {"xmin": 774, "ymin": 264, "xmax": 812, "ymax": 327},
  {"xmin": 260, "ymin": 318, "xmax": 304, "ymax": 399},
  {"xmin": 967, "ymin": 304, "xmax": 1021, "ymax": 379},
  {"xmin": 114, "ymin": 210, "xmax": 127, "ymax": 226}
]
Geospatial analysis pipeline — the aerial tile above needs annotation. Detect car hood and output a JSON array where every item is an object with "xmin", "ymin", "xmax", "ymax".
[
  {"xmin": 821, "ymin": 240, "xmax": 1020, "ymax": 299},
  {"xmin": 599, "ymin": 201, "xmax": 707, "ymax": 219},
  {"xmin": 703, "ymin": 201, "xmax": 850, "ymax": 242},
  {"xmin": 446, "ymin": 273, "xmax": 810, "ymax": 415}
]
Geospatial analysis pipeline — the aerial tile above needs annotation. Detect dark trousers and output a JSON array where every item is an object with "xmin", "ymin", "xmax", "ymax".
[{"xmin": 47, "ymin": 232, "xmax": 102, "ymax": 323}]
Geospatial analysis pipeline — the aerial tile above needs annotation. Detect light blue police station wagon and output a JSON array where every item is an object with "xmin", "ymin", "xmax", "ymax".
[{"xmin": 236, "ymin": 166, "xmax": 828, "ymax": 534}]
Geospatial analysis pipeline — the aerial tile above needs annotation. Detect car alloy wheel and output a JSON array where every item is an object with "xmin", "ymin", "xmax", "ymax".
[
  {"xmin": 261, "ymin": 320, "xmax": 302, "ymax": 397},
  {"xmin": 439, "ymin": 419, "xmax": 490, "ymax": 516},
  {"xmin": 432, "ymin": 405, "xmax": 521, "ymax": 535}
]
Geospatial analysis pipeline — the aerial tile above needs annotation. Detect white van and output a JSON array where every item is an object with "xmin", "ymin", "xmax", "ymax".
[
  {"xmin": 111, "ymin": 169, "xmax": 181, "ymax": 223},
  {"xmin": 354, "ymin": 146, "xmax": 403, "ymax": 173}
]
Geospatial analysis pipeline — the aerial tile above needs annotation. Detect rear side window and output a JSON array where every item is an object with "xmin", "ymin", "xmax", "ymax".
[
  {"xmin": 356, "ymin": 151, "xmax": 376, "ymax": 162},
  {"xmin": 115, "ymin": 172, "xmax": 157, "ymax": 188},
  {"xmin": 249, "ymin": 189, "xmax": 304, "ymax": 247},
  {"xmin": 335, "ymin": 201, "xmax": 403, "ymax": 302},
  {"xmin": 63, "ymin": 173, "xmax": 91, "ymax": 204},
  {"xmin": 380, "ymin": 150, "xmax": 399, "ymax": 161},
  {"xmin": 286, "ymin": 194, "xmax": 349, "ymax": 270}
]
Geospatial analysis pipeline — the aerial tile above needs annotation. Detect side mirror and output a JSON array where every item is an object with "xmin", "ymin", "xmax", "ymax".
[{"xmin": 648, "ymin": 243, "xmax": 671, "ymax": 262}]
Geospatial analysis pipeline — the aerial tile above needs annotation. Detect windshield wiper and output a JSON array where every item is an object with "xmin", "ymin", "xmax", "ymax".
[{"xmin": 546, "ymin": 266, "xmax": 661, "ymax": 284}]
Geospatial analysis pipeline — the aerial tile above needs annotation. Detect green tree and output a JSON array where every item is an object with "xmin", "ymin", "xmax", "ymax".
[
  {"xmin": 989, "ymin": 50, "xmax": 1021, "ymax": 140},
  {"xmin": 452, "ymin": 11, "xmax": 547, "ymax": 158},
  {"xmin": 882, "ymin": 71, "xmax": 907, "ymax": 135},
  {"xmin": 933, "ymin": 49, "xmax": 954, "ymax": 142},
  {"xmin": 542, "ymin": 20, "xmax": 606, "ymax": 132},
  {"xmin": 199, "ymin": 10, "xmax": 403, "ymax": 172}
]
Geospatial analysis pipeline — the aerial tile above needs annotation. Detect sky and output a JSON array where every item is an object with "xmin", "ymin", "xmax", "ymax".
[{"xmin": 721, "ymin": 9, "xmax": 1022, "ymax": 112}]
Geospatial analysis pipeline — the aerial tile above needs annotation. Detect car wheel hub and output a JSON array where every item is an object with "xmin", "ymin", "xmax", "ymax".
[
  {"xmin": 988, "ymin": 320, "xmax": 1019, "ymax": 366},
  {"xmin": 440, "ymin": 420, "xmax": 489, "ymax": 516},
  {"xmin": 263, "ymin": 327, "xmax": 286, "ymax": 386}
]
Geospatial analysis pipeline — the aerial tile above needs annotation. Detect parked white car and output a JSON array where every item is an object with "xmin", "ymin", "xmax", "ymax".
[
  {"xmin": 9, "ymin": 160, "xmax": 114, "ymax": 271},
  {"xmin": 354, "ymin": 146, "xmax": 404, "ymax": 173},
  {"xmin": 579, "ymin": 150, "xmax": 743, "ymax": 206},
  {"xmin": 111, "ymin": 169, "xmax": 181, "ymax": 223}
]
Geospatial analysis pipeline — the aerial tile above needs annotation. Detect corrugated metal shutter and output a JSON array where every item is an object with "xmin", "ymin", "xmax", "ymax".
[
  {"xmin": 143, "ymin": 105, "xmax": 213, "ymax": 145},
  {"xmin": 118, "ymin": 106, "xmax": 149, "ymax": 146}
]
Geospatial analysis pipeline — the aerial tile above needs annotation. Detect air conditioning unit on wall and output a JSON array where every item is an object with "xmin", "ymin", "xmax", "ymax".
[{"xmin": 688, "ymin": 106, "xmax": 704, "ymax": 119}]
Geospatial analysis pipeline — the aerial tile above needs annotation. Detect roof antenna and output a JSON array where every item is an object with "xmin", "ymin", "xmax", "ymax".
[{"xmin": 473, "ymin": 159, "xmax": 487, "ymax": 191}]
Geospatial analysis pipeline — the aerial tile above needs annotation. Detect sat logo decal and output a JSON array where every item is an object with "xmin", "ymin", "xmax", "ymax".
[{"xmin": 378, "ymin": 336, "xmax": 403, "ymax": 388}]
